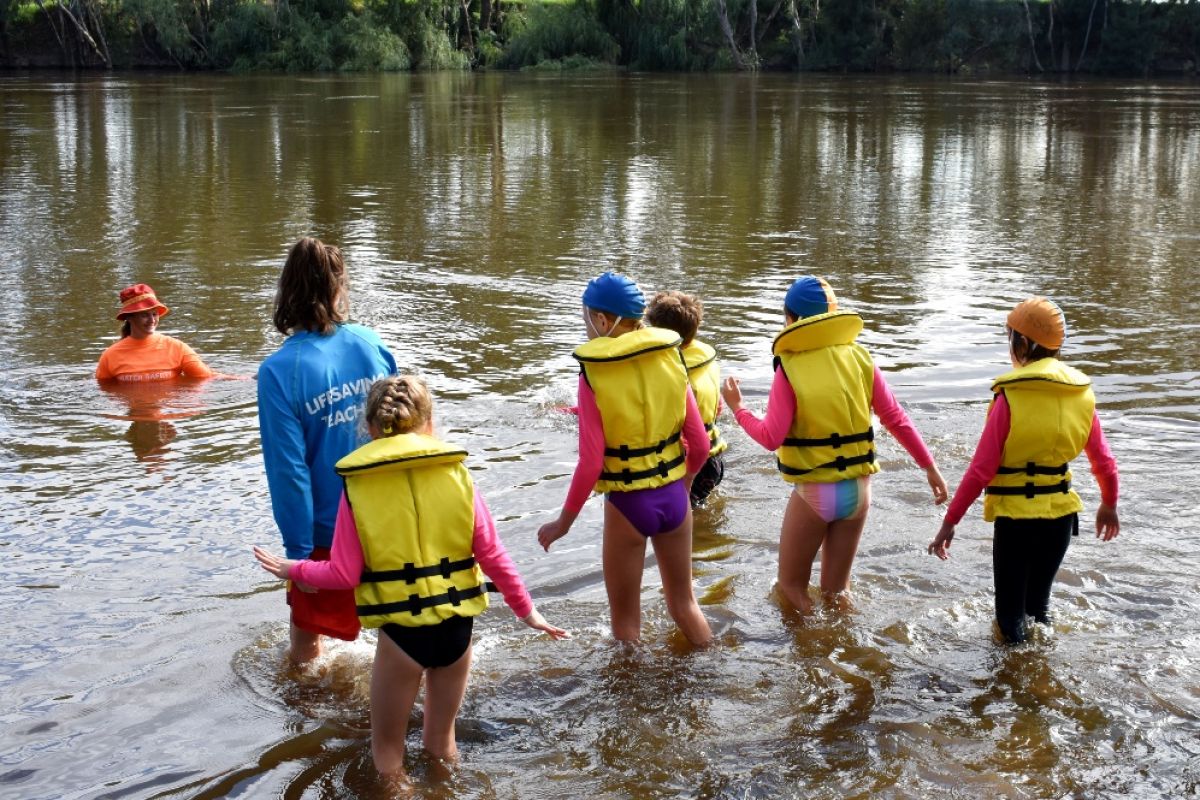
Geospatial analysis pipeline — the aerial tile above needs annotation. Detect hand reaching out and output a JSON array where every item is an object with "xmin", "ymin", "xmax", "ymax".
[
  {"xmin": 521, "ymin": 609, "xmax": 570, "ymax": 640},
  {"xmin": 928, "ymin": 521, "xmax": 955, "ymax": 560}
]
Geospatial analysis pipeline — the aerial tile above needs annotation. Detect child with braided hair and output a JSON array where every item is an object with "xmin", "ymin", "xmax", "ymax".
[{"xmin": 254, "ymin": 375, "xmax": 566, "ymax": 779}]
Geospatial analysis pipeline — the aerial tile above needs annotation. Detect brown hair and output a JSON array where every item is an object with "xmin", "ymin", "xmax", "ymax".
[
  {"xmin": 365, "ymin": 376, "xmax": 433, "ymax": 437},
  {"xmin": 1009, "ymin": 328, "xmax": 1060, "ymax": 364},
  {"xmin": 645, "ymin": 291, "xmax": 703, "ymax": 345},
  {"xmin": 273, "ymin": 237, "xmax": 349, "ymax": 335}
]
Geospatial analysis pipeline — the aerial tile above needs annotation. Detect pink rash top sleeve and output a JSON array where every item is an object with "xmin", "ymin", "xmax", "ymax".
[
  {"xmin": 291, "ymin": 491, "xmax": 535, "ymax": 619},
  {"xmin": 733, "ymin": 366, "xmax": 797, "ymax": 451},
  {"xmin": 470, "ymin": 492, "xmax": 534, "ymax": 619},
  {"xmin": 871, "ymin": 367, "xmax": 934, "ymax": 469},
  {"xmin": 290, "ymin": 492, "xmax": 363, "ymax": 590},
  {"xmin": 682, "ymin": 386, "xmax": 709, "ymax": 474},
  {"xmin": 564, "ymin": 375, "xmax": 605, "ymax": 514},
  {"xmin": 944, "ymin": 396, "xmax": 1010, "ymax": 526},
  {"xmin": 1084, "ymin": 414, "xmax": 1120, "ymax": 508}
]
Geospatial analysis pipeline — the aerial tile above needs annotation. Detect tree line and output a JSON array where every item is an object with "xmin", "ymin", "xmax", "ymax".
[{"xmin": 2, "ymin": 0, "xmax": 1197, "ymax": 74}]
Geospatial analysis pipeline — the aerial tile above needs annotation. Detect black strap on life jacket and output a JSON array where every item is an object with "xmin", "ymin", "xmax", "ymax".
[
  {"xmin": 995, "ymin": 461, "xmax": 1069, "ymax": 476},
  {"xmin": 985, "ymin": 480, "xmax": 1071, "ymax": 499},
  {"xmin": 356, "ymin": 580, "xmax": 499, "ymax": 618},
  {"xmin": 604, "ymin": 429, "xmax": 682, "ymax": 460},
  {"xmin": 361, "ymin": 555, "xmax": 477, "ymax": 585},
  {"xmin": 782, "ymin": 427, "xmax": 874, "ymax": 449},
  {"xmin": 776, "ymin": 450, "xmax": 875, "ymax": 478},
  {"xmin": 600, "ymin": 452, "xmax": 687, "ymax": 484}
]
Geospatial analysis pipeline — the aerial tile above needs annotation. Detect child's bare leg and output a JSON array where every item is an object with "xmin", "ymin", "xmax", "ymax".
[
  {"xmin": 603, "ymin": 501, "xmax": 648, "ymax": 642},
  {"xmin": 777, "ymin": 489, "xmax": 828, "ymax": 614},
  {"xmin": 649, "ymin": 509, "xmax": 713, "ymax": 646},
  {"xmin": 370, "ymin": 633, "xmax": 424, "ymax": 778},
  {"xmin": 289, "ymin": 624, "xmax": 321, "ymax": 664},
  {"xmin": 421, "ymin": 643, "xmax": 472, "ymax": 762},
  {"xmin": 817, "ymin": 510, "xmax": 869, "ymax": 606}
]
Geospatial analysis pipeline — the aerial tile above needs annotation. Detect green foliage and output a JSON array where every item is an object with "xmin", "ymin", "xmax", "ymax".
[
  {"xmin": 501, "ymin": 1, "xmax": 620, "ymax": 68},
  {"xmin": 122, "ymin": 0, "xmax": 204, "ymax": 65},
  {"xmin": 807, "ymin": 0, "xmax": 890, "ymax": 70},
  {"xmin": 894, "ymin": 0, "xmax": 1024, "ymax": 72},
  {"xmin": 3, "ymin": 0, "xmax": 1199, "ymax": 75}
]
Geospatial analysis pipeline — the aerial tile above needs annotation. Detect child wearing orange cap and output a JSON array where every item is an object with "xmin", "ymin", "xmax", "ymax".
[
  {"xmin": 721, "ymin": 276, "xmax": 948, "ymax": 615},
  {"xmin": 95, "ymin": 284, "xmax": 215, "ymax": 382},
  {"xmin": 928, "ymin": 296, "xmax": 1120, "ymax": 643}
]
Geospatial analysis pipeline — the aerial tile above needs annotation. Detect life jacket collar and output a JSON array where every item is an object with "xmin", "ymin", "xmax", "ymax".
[
  {"xmin": 335, "ymin": 433, "xmax": 467, "ymax": 477},
  {"xmin": 772, "ymin": 310, "xmax": 864, "ymax": 356},
  {"xmin": 991, "ymin": 358, "xmax": 1091, "ymax": 394},
  {"xmin": 574, "ymin": 326, "xmax": 682, "ymax": 364},
  {"xmin": 681, "ymin": 339, "xmax": 717, "ymax": 371}
]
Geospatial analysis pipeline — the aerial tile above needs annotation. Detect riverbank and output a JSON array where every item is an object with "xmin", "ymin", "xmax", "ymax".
[{"xmin": 3, "ymin": 0, "xmax": 1198, "ymax": 75}]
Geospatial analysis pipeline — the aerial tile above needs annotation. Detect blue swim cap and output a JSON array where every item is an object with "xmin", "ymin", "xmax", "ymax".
[
  {"xmin": 784, "ymin": 276, "xmax": 838, "ymax": 319},
  {"xmin": 582, "ymin": 271, "xmax": 646, "ymax": 318}
]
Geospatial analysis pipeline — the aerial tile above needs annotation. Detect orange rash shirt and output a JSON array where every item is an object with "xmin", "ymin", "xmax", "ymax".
[{"xmin": 95, "ymin": 333, "xmax": 214, "ymax": 382}]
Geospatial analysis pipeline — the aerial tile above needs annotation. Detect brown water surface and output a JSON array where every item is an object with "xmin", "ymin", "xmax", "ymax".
[{"xmin": 1, "ymin": 72, "xmax": 1198, "ymax": 799}]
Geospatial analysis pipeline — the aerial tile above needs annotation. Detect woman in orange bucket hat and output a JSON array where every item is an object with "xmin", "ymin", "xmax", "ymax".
[
  {"xmin": 95, "ymin": 283, "xmax": 216, "ymax": 382},
  {"xmin": 928, "ymin": 296, "xmax": 1121, "ymax": 643}
]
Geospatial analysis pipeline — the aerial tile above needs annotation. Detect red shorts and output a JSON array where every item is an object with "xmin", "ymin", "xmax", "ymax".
[{"xmin": 287, "ymin": 547, "xmax": 361, "ymax": 641}]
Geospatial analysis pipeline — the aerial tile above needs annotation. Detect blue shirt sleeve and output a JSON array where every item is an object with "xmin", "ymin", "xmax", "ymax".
[{"xmin": 258, "ymin": 355, "xmax": 315, "ymax": 559}]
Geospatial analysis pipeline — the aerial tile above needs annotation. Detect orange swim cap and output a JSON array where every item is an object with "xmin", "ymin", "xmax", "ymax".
[{"xmin": 1006, "ymin": 296, "xmax": 1065, "ymax": 350}]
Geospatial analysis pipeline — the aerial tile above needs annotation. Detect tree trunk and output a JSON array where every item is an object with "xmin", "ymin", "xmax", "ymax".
[
  {"xmin": 787, "ymin": 0, "xmax": 806, "ymax": 65},
  {"xmin": 1046, "ymin": 0, "xmax": 1056, "ymax": 71},
  {"xmin": 714, "ymin": 0, "xmax": 746, "ymax": 69},
  {"xmin": 1021, "ymin": 0, "xmax": 1044, "ymax": 72},
  {"xmin": 1076, "ymin": 0, "xmax": 1099, "ymax": 70},
  {"xmin": 749, "ymin": 0, "xmax": 759, "ymax": 64},
  {"xmin": 480, "ymin": 0, "xmax": 492, "ymax": 32},
  {"xmin": 55, "ymin": 0, "xmax": 109, "ymax": 66}
]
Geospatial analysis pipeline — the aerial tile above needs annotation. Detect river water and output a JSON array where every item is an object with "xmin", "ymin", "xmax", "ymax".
[{"xmin": 1, "ymin": 72, "xmax": 1198, "ymax": 799}]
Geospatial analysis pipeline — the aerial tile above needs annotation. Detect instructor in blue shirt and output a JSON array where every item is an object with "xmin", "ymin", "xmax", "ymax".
[{"xmin": 258, "ymin": 237, "xmax": 397, "ymax": 664}]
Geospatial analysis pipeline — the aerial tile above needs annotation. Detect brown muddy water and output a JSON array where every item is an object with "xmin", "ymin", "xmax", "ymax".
[{"xmin": 0, "ymin": 72, "xmax": 1198, "ymax": 799}]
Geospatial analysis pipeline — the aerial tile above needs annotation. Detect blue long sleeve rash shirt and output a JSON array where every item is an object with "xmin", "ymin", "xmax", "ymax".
[{"xmin": 257, "ymin": 323, "xmax": 397, "ymax": 559}]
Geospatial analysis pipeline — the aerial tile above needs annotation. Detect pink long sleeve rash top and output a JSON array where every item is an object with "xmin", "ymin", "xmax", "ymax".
[
  {"xmin": 291, "ymin": 490, "xmax": 534, "ymax": 620},
  {"xmin": 942, "ymin": 393, "xmax": 1119, "ymax": 526},
  {"xmin": 563, "ymin": 377, "xmax": 711, "ymax": 514},
  {"xmin": 734, "ymin": 364, "xmax": 935, "ymax": 469}
]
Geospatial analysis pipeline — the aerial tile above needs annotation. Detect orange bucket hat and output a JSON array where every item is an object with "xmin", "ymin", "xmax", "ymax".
[
  {"xmin": 116, "ymin": 283, "xmax": 170, "ymax": 320},
  {"xmin": 1007, "ymin": 296, "xmax": 1065, "ymax": 350}
]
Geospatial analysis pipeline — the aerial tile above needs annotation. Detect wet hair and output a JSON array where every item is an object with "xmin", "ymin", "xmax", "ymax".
[
  {"xmin": 273, "ymin": 237, "xmax": 349, "ymax": 335},
  {"xmin": 1009, "ymin": 328, "xmax": 1060, "ymax": 364},
  {"xmin": 365, "ymin": 375, "xmax": 433, "ymax": 437},
  {"xmin": 120, "ymin": 320, "xmax": 131, "ymax": 338},
  {"xmin": 645, "ymin": 291, "xmax": 703, "ymax": 345}
]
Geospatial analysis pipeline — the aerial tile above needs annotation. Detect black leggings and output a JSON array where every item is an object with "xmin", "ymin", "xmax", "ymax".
[{"xmin": 992, "ymin": 514, "xmax": 1077, "ymax": 643}]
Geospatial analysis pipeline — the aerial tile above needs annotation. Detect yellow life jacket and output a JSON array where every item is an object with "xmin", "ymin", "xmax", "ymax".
[
  {"xmin": 771, "ymin": 310, "xmax": 879, "ymax": 484},
  {"xmin": 983, "ymin": 358, "xmax": 1095, "ymax": 521},
  {"xmin": 574, "ymin": 326, "xmax": 690, "ymax": 492},
  {"xmin": 335, "ymin": 433, "xmax": 490, "ymax": 628},
  {"xmin": 681, "ymin": 339, "xmax": 727, "ymax": 457}
]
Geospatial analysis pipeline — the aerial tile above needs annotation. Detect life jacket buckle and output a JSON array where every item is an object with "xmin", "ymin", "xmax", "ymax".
[
  {"xmin": 830, "ymin": 432, "xmax": 842, "ymax": 449},
  {"xmin": 447, "ymin": 586, "xmax": 461, "ymax": 607},
  {"xmin": 1024, "ymin": 482, "xmax": 1035, "ymax": 499},
  {"xmin": 406, "ymin": 594, "xmax": 422, "ymax": 616},
  {"xmin": 618, "ymin": 444, "xmax": 631, "ymax": 460},
  {"xmin": 834, "ymin": 455, "xmax": 847, "ymax": 471},
  {"xmin": 438, "ymin": 557, "xmax": 452, "ymax": 579},
  {"xmin": 402, "ymin": 562, "xmax": 417, "ymax": 584},
  {"xmin": 1024, "ymin": 461, "xmax": 1036, "ymax": 476}
]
